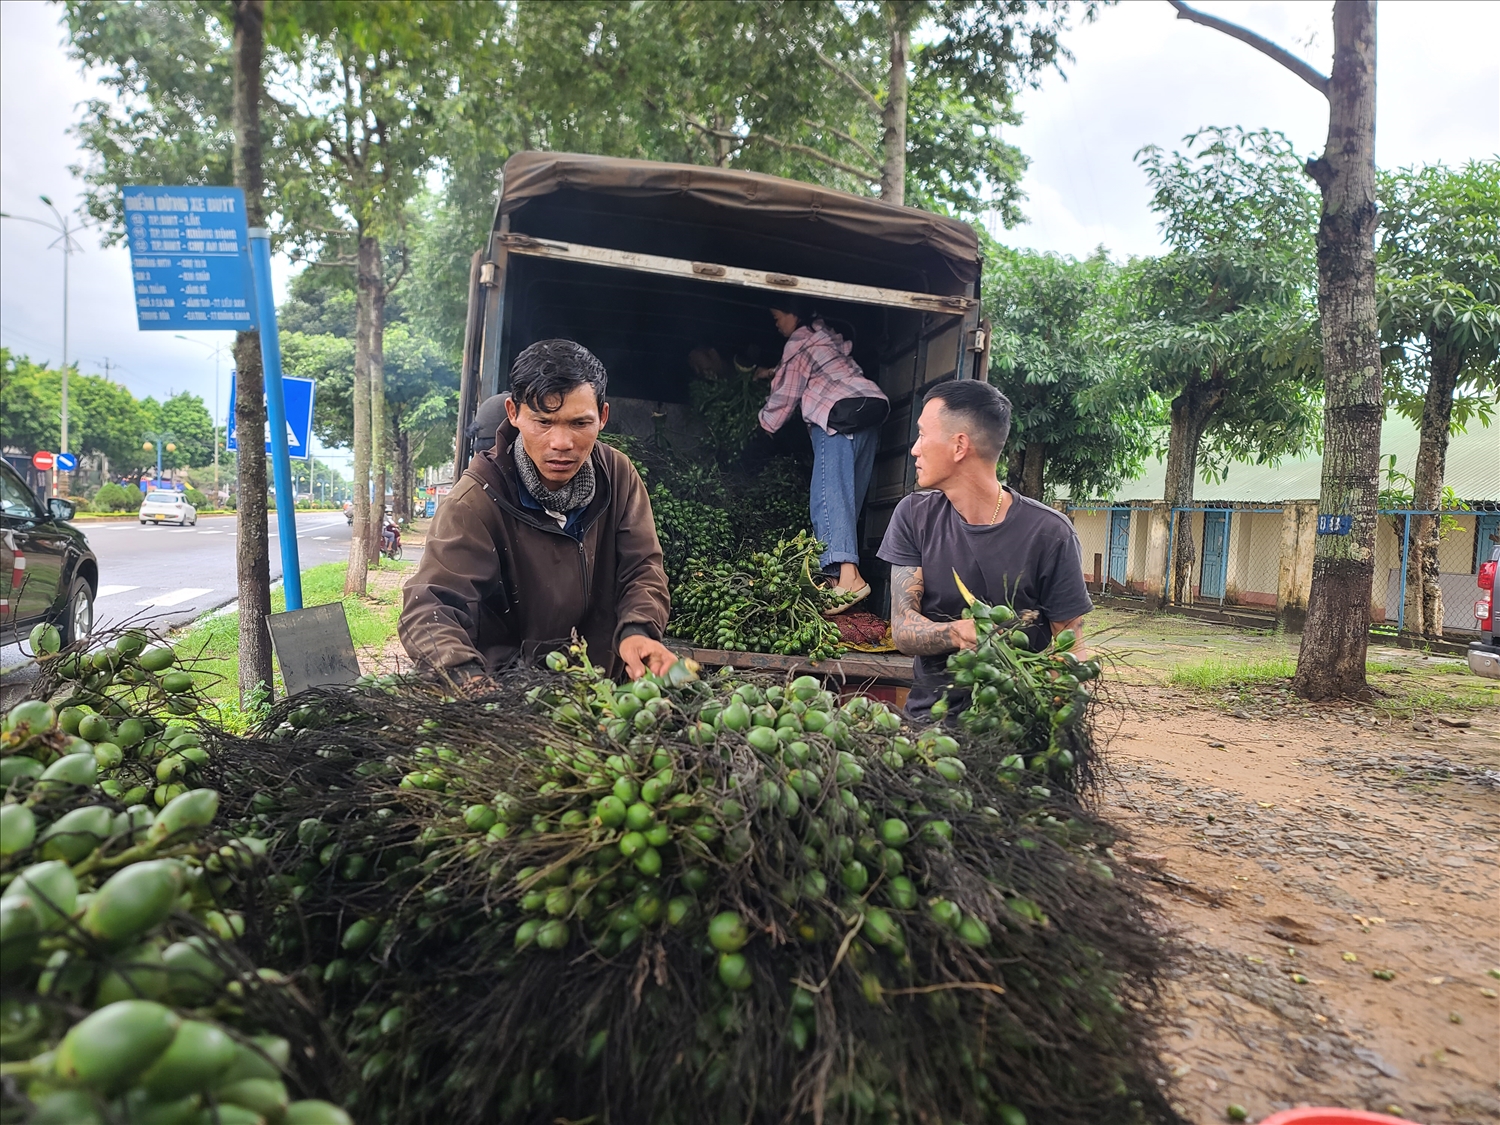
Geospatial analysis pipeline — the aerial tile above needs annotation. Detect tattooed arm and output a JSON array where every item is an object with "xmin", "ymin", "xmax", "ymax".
[{"xmin": 889, "ymin": 566, "xmax": 978, "ymax": 656}]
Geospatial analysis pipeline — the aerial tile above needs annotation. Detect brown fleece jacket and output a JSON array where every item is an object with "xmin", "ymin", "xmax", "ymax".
[{"xmin": 399, "ymin": 420, "xmax": 670, "ymax": 680}]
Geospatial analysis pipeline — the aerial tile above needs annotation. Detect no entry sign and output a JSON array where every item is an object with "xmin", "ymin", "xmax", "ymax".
[{"xmin": 31, "ymin": 451, "xmax": 55, "ymax": 471}]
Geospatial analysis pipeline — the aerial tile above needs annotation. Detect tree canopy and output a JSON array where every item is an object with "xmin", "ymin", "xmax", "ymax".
[
  {"xmin": 983, "ymin": 242, "xmax": 1157, "ymax": 501},
  {"xmin": 1378, "ymin": 160, "xmax": 1500, "ymax": 435}
]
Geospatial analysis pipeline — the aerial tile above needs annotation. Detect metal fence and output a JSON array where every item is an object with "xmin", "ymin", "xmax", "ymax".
[
  {"xmin": 1376, "ymin": 506, "xmax": 1499, "ymax": 634},
  {"xmin": 1163, "ymin": 506, "xmax": 1285, "ymax": 611},
  {"xmin": 1064, "ymin": 502, "xmax": 1500, "ymax": 635}
]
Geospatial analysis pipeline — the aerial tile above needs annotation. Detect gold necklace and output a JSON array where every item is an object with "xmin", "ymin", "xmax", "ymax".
[{"xmin": 990, "ymin": 487, "xmax": 1004, "ymax": 524}]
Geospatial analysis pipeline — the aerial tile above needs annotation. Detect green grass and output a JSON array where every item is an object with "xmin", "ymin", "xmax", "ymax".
[
  {"xmin": 1162, "ymin": 646, "xmax": 1499, "ymax": 715},
  {"xmin": 1367, "ymin": 659, "xmax": 1500, "ymax": 717},
  {"xmin": 173, "ymin": 561, "xmax": 408, "ymax": 728},
  {"xmin": 1166, "ymin": 655, "xmax": 1298, "ymax": 691}
]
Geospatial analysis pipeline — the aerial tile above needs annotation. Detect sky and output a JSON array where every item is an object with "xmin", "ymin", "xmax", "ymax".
[
  {"xmin": 996, "ymin": 0, "xmax": 1499, "ymax": 257},
  {"xmin": 2, "ymin": 0, "xmax": 1497, "ymax": 465}
]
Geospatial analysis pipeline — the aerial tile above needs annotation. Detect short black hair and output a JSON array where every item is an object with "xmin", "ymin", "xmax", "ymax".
[
  {"xmin": 769, "ymin": 295, "xmax": 813, "ymax": 325},
  {"xmin": 508, "ymin": 339, "xmax": 608, "ymax": 413},
  {"xmin": 923, "ymin": 380, "xmax": 1012, "ymax": 460}
]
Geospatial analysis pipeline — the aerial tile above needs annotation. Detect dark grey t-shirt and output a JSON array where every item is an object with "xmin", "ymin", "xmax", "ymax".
[{"xmin": 877, "ymin": 487, "xmax": 1093, "ymax": 717}]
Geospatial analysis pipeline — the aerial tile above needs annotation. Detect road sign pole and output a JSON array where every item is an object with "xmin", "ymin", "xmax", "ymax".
[{"xmin": 248, "ymin": 227, "xmax": 303, "ymax": 612}]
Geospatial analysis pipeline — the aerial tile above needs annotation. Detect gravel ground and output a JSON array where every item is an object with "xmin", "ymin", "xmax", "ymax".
[{"xmin": 1095, "ymin": 681, "xmax": 1499, "ymax": 1124}]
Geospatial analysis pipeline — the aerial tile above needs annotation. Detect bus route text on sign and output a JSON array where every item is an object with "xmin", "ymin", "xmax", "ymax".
[{"xmin": 123, "ymin": 186, "xmax": 256, "ymax": 332}]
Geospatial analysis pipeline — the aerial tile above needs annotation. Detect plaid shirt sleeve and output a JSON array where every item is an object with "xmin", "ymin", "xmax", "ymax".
[{"xmin": 758, "ymin": 334, "xmax": 813, "ymax": 434}]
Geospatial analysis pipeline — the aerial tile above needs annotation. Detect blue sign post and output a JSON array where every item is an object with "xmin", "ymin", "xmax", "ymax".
[
  {"xmin": 227, "ymin": 374, "xmax": 316, "ymax": 460},
  {"xmin": 247, "ymin": 227, "xmax": 302, "ymax": 612},
  {"xmin": 123, "ymin": 187, "xmax": 255, "ymax": 331},
  {"xmin": 125, "ymin": 185, "xmax": 303, "ymax": 612},
  {"xmin": 54, "ymin": 453, "xmax": 77, "ymax": 473}
]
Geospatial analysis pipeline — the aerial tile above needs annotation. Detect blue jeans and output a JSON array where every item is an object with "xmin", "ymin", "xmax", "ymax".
[{"xmin": 808, "ymin": 424, "xmax": 878, "ymax": 571}]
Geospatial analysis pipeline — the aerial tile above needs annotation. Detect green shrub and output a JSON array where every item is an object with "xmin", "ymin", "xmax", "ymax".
[
  {"xmin": 65, "ymin": 496, "xmax": 92, "ymax": 512},
  {"xmin": 93, "ymin": 483, "xmax": 141, "ymax": 512},
  {"xmin": 184, "ymin": 487, "xmax": 209, "ymax": 509}
]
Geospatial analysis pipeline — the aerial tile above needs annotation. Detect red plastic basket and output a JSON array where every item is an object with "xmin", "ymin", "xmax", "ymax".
[{"xmin": 1259, "ymin": 1110, "xmax": 1419, "ymax": 1125}]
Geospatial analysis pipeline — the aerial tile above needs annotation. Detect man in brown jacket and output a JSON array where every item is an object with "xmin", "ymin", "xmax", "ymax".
[{"xmin": 400, "ymin": 340, "xmax": 675, "ymax": 681}]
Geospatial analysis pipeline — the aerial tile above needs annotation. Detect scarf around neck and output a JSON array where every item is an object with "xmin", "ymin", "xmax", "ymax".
[{"xmin": 512, "ymin": 440, "xmax": 596, "ymax": 517}]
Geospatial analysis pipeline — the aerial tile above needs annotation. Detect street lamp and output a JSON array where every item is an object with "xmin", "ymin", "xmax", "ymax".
[
  {"xmin": 0, "ymin": 195, "xmax": 86, "ymax": 491},
  {"xmin": 174, "ymin": 335, "xmax": 232, "ymax": 500},
  {"xmin": 142, "ymin": 433, "xmax": 178, "ymax": 489}
]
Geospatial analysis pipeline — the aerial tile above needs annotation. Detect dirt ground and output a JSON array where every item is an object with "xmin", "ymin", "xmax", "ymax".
[{"xmin": 1088, "ymin": 607, "xmax": 1500, "ymax": 1125}]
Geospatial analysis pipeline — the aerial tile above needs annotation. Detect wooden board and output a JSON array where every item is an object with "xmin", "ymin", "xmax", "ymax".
[
  {"xmin": 496, "ymin": 234, "xmax": 974, "ymax": 317},
  {"xmin": 678, "ymin": 644, "xmax": 913, "ymax": 686}
]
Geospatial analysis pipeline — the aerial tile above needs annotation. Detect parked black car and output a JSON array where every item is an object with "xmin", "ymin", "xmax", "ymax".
[{"xmin": 0, "ymin": 457, "xmax": 98, "ymax": 647}]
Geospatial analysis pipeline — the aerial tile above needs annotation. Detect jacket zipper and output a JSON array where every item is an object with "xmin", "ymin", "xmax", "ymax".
[
  {"xmin": 577, "ymin": 542, "xmax": 590, "ymax": 610},
  {"xmin": 477, "ymin": 470, "xmax": 605, "ymax": 612}
]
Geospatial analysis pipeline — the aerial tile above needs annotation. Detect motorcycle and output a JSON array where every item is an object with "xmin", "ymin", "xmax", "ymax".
[{"xmin": 381, "ymin": 521, "xmax": 402, "ymax": 561}]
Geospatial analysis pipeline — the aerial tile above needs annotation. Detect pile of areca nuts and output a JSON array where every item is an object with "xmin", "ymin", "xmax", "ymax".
[
  {"xmin": 2, "ymin": 623, "xmax": 349, "ymax": 1125},
  {"xmin": 5, "ymin": 599, "xmax": 1171, "ymax": 1125}
]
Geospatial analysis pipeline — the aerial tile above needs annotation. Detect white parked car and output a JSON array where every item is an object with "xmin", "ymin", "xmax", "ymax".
[{"xmin": 138, "ymin": 489, "xmax": 197, "ymax": 526}]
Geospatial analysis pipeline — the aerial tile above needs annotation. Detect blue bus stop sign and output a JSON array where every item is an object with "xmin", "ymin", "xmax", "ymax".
[
  {"xmin": 123, "ymin": 186, "xmax": 255, "ymax": 331},
  {"xmin": 226, "ymin": 373, "xmax": 316, "ymax": 461}
]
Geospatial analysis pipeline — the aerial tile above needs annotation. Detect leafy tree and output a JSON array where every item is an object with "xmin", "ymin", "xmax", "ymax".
[
  {"xmin": 982, "ymin": 243, "xmax": 1157, "ymax": 501},
  {"xmin": 1377, "ymin": 161, "xmax": 1500, "ymax": 637},
  {"xmin": 265, "ymin": 0, "xmax": 475, "ymax": 587},
  {"xmin": 64, "ymin": 0, "xmax": 282, "ymax": 700},
  {"xmin": 0, "ymin": 349, "xmax": 152, "ymax": 474},
  {"xmin": 0, "ymin": 350, "xmax": 59, "ymax": 455},
  {"xmin": 279, "ymin": 266, "xmax": 456, "ymax": 521},
  {"xmin": 1117, "ymin": 127, "xmax": 1321, "ymax": 605},
  {"xmin": 793, "ymin": 0, "xmax": 1083, "ymax": 211},
  {"xmin": 440, "ymin": 0, "xmax": 1085, "ymax": 230},
  {"xmin": 147, "ymin": 391, "xmax": 217, "ymax": 469}
]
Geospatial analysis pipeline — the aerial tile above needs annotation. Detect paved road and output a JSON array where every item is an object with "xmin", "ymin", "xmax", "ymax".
[
  {"xmin": 1, "ymin": 511, "xmax": 356, "ymax": 672},
  {"xmin": 86, "ymin": 511, "xmax": 355, "ymax": 630}
]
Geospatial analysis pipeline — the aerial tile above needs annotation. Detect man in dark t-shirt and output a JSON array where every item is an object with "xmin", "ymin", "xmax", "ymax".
[{"xmin": 878, "ymin": 381, "xmax": 1093, "ymax": 718}]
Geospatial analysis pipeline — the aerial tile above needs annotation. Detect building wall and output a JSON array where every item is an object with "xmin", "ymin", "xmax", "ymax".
[
  {"xmin": 1440, "ymin": 513, "xmax": 1479, "ymax": 574},
  {"xmin": 1068, "ymin": 498, "xmax": 1490, "ymax": 633},
  {"xmin": 1069, "ymin": 509, "xmax": 1109, "ymax": 586},
  {"xmin": 1126, "ymin": 506, "xmax": 1155, "ymax": 593},
  {"xmin": 1223, "ymin": 511, "xmax": 1280, "ymax": 607}
]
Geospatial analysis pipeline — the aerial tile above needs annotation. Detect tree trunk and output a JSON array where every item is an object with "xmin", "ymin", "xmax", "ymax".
[
  {"xmin": 1004, "ymin": 444, "xmax": 1025, "ymax": 492},
  {"xmin": 367, "ymin": 252, "xmax": 387, "ymax": 564},
  {"xmin": 1018, "ymin": 441, "xmax": 1046, "ymax": 500},
  {"xmin": 344, "ymin": 231, "xmax": 374, "ymax": 596},
  {"xmin": 231, "ymin": 0, "xmax": 272, "ymax": 704},
  {"xmin": 1405, "ymin": 344, "xmax": 1461, "ymax": 637},
  {"xmin": 395, "ymin": 424, "xmax": 412, "ymax": 525},
  {"xmin": 879, "ymin": 7, "xmax": 909, "ymax": 205},
  {"xmin": 1293, "ymin": 0, "xmax": 1382, "ymax": 701},
  {"xmin": 1162, "ymin": 379, "xmax": 1224, "ymax": 605}
]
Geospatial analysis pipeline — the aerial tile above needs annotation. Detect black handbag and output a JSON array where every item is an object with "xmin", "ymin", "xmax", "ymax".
[{"xmin": 826, "ymin": 395, "xmax": 890, "ymax": 433}]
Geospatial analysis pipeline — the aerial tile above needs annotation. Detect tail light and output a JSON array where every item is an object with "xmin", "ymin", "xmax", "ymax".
[{"xmin": 1479, "ymin": 561, "xmax": 1496, "ymax": 630}]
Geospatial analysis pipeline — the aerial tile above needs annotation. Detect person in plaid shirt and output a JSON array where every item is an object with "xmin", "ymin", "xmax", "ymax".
[{"xmin": 757, "ymin": 299, "xmax": 889, "ymax": 612}]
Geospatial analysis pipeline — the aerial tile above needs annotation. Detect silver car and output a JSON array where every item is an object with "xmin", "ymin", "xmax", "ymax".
[{"xmin": 138, "ymin": 489, "xmax": 198, "ymax": 526}]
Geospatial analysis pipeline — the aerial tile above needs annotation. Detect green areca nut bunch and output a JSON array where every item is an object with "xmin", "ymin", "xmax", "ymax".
[
  {"xmin": 237, "ymin": 642, "xmax": 1169, "ymax": 1123},
  {"xmin": 1, "ymin": 683, "xmax": 350, "ymax": 1125},
  {"xmin": 672, "ymin": 531, "xmax": 852, "ymax": 661},
  {"xmin": 651, "ymin": 486, "xmax": 734, "ymax": 589},
  {"xmin": 931, "ymin": 579, "xmax": 1101, "ymax": 782}
]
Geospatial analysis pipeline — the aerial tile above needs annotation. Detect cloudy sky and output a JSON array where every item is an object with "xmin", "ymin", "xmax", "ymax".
[{"xmin": 3, "ymin": 0, "xmax": 1497, "ymax": 461}]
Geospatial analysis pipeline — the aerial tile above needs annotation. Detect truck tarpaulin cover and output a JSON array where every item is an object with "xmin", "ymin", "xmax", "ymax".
[{"xmin": 499, "ymin": 151, "xmax": 981, "ymax": 294}]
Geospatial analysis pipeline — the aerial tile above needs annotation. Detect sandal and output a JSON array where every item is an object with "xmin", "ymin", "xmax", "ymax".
[{"xmin": 822, "ymin": 583, "xmax": 871, "ymax": 616}]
